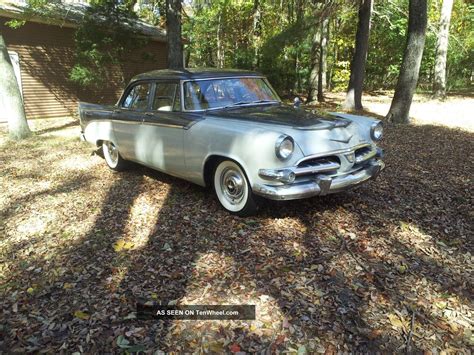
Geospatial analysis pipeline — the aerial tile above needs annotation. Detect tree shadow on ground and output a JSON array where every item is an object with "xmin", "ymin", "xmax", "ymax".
[
  {"xmin": 1, "ymin": 122, "xmax": 472, "ymax": 352},
  {"xmin": 35, "ymin": 120, "xmax": 79, "ymax": 135},
  {"xmin": 102, "ymin": 122, "xmax": 471, "ymax": 351}
]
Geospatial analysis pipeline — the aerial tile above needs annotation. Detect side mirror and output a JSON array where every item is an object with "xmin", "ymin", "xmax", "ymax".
[{"xmin": 293, "ymin": 97, "xmax": 302, "ymax": 108}]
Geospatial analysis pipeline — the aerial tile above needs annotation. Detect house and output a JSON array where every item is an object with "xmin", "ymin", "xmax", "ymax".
[{"xmin": 0, "ymin": 0, "xmax": 168, "ymax": 120}]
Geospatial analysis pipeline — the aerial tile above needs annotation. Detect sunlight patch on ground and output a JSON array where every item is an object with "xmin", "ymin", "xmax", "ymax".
[
  {"xmin": 397, "ymin": 221, "xmax": 472, "ymax": 274},
  {"xmin": 272, "ymin": 217, "xmax": 308, "ymax": 234},
  {"xmin": 44, "ymin": 126, "xmax": 82, "ymax": 139},
  {"xmin": 119, "ymin": 188, "xmax": 171, "ymax": 251},
  {"xmin": 56, "ymin": 153, "xmax": 101, "ymax": 171},
  {"xmin": 15, "ymin": 211, "xmax": 57, "ymax": 235},
  {"xmin": 403, "ymin": 274, "xmax": 474, "ymax": 344},
  {"xmin": 325, "ymin": 92, "xmax": 474, "ymax": 132}
]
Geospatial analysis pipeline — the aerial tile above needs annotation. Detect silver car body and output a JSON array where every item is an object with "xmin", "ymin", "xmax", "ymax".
[{"xmin": 79, "ymin": 69, "xmax": 385, "ymax": 201}]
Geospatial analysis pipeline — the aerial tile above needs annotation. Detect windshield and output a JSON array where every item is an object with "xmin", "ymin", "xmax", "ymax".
[{"xmin": 183, "ymin": 77, "xmax": 280, "ymax": 111}]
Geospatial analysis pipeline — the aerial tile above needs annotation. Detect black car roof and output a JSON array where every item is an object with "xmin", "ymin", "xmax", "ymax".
[{"xmin": 130, "ymin": 68, "xmax": 262, "ymax": 82}]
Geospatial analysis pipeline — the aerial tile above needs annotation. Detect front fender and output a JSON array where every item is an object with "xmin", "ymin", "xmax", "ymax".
[{"xmin": 184, "ymin": 118, "xmax": 304, "ymax": 187}]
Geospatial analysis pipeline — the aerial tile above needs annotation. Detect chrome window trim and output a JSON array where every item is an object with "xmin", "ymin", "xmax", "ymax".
[
  {"xmin": 118, "ymin": 80, "xmax": 153, "ymax": 110},
  {"xmin": 180, "ymin": 76, "xmax": 281, "ymax": 113},
  {"xmin": 296, "ymin": 143, "xmax": 372, "ymax": 165},
  {"xmin": 150, "ymin": 80, "xmax": 180, "ymax": 112}
]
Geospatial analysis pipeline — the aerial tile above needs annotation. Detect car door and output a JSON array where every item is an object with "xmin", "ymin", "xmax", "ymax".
[
  {"xmin": 133, "ymin": 80, "xmax": 189, "ymax": 176},
  {"xmin": 113, "ymin": 81, "xmax": 152, "ymax": 160}
]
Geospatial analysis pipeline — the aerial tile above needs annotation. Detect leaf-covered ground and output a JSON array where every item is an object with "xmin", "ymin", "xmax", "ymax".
[{"xmin": 0, "ymin": 116, "xmax": 473, "ymax": 353}]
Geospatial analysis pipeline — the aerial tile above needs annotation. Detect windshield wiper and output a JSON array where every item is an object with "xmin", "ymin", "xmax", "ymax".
[
  {"xmin": 218, "ymin": 100, "xmax": 278, "ymax": 110},
  {"xmin": 217, "ymin": 101, "xmax": 253, "ymax": 110},
  {"xmin": 249, "ymin": 99, "xmax": 279, "ymax": 104}
]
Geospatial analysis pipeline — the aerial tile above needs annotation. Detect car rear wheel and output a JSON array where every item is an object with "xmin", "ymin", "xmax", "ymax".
[
  {"xmin": 213, "ymin": 160, "xmax": 258, "ymax": 216},
  {"xmin": 102, "ymin": 141, "xmax": 127, "ymax": 171}
]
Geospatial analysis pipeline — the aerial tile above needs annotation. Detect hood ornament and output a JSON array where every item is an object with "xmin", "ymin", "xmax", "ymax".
[{"xmin": 333, "ymin": 119, "xmax": 351, "ymax": 128}]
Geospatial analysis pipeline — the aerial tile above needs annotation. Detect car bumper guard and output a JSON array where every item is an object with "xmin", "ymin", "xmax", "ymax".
[{"xmin": 253, "ymin": 160, "xmax": 385, "ymax": 200}]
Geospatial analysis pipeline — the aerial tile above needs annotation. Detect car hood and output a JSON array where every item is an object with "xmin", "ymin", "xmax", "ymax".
[
  {"xmin": 204, "ymin": 105, "xmax": 375, "ymax": 156},
  {"xmin": 205, "ymin": 103, "xmax": 349, "ymax": 130}
]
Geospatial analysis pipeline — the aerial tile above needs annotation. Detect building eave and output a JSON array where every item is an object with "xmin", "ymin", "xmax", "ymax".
[{"xmin": 0, "ymin": 1, "xmax": 167, "ymax": 43}]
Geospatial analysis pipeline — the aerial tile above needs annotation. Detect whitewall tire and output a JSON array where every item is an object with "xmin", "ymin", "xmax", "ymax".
[
  {"xmin": 102, "ymin": 141, "xmax": 127, "ymax": 171},
  {"xmin": 213, "ymin": 160, "xmax": 258, "ymax": 216}
]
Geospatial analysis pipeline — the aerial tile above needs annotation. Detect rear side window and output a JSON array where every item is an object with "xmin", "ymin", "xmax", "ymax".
[
  {"xmin": 152, "ymin": 82, "xmax": 179, "ymax": 111},
  {"xmin": 122, "ymin": 83, "xmax": 151, "ymax": 110}
]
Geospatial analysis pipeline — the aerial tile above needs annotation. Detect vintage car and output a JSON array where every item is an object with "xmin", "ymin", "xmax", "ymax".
[{"xmin": 79, "ymin": 68, "xmax": 385, "ymax": 216}]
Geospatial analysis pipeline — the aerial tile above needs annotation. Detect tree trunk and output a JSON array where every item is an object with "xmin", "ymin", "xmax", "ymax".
[
  {"xmin": 0, "ymin": 34, "xmax": 31, "ymax": 140},
  {"xmin": 386, "ymin": 0, "xmax": 427, "ymax": 124},
  {"xmin": 166, "ymin": 0, "xmax": 184, "ymax": 69},
  {"xmin": 327, "ymin": 19, "xmax": 340, "ymax": 92},
  {"xmin": 432, "ymin": 0, "xmax": 454, "ymax": 99},
  {"xmin": 317, "ymin": 18, "xmax": 329, "ymax": 102},
  {"xmin": 307, "ymin": 30, "xmax": 320, "ymax": 103},
  {"xmin": 216, "ymin": 11, "xmax": 224, "ymax": 68},
  {"xmin": 252, "ymin": 0, "xmax": 261, "ymax": 68},
  {"xmin": 343, "ymin": 0, "xmax": 372, "ymax": 110}
]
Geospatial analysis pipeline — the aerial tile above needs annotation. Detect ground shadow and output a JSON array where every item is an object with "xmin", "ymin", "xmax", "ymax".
[{"xmin": 1, "ymin": 121, "xmax": 472, "ymax": 352}]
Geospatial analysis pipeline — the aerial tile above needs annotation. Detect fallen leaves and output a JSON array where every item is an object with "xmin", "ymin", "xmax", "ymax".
[
  {"xmin": 116, "ymin": 335, "xmax": 145, "ymax": 352},
  {"xmin": 73, "ymin": 310, "xmax": 90, "ymax": 320},
  {"xmin": 113, "ymin": 239, "xmax": 135, "ymax": 252},
  {"xmin": 0, "ymin": 119, "xmax": 473, "ymax": 353},
  {"xmin": 229, "ymin": 343, "xmax": 241, "ymax": 352},
  {"xmin": 387, "ymin": 313, "xmax": 408, "ymax": 330}
]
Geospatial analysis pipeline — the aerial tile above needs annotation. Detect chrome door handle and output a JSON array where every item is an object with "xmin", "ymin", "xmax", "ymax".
[{"xmin": 144, "ymin": 112, "xmax": 154, "ymax": 117}]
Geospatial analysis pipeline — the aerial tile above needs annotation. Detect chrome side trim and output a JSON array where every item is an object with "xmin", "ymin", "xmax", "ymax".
[
  {"xmin": 107, "ymin": 119, "xmax": 141, "ymax": 125},
  {"xmin": 141, "ymin": 121, "xmax": 185, "ymax": 129},
  {"xmin": 84, "ymin": 118, "xmax": 198, "ymax": 130},
  {"xmin": 296, "ymin": 143, "xmax": 372, "ymax": 165}
]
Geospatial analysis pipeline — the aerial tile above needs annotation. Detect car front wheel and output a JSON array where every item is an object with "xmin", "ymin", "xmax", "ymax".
[
  {"xmin": 213, "ymin": 160, "xmax": 258, "ymax": 216},
  {"xmin": 102, "ymin": 141, "xmax": 127, "ymax": 171}
]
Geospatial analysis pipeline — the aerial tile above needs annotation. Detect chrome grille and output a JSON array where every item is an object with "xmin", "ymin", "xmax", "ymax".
[
  {"xmin": 354, "ymin": 145, "xmax": 376, "ymax": 164},
  {"xmin": 295, "ymin": 156, "xmax": 340, "ymax": 176}
]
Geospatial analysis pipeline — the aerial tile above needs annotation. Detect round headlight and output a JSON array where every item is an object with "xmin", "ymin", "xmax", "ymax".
[
  {"xmin": 371, "ymin": 122, "xmax": 383, "ymax": 141},
  {"xmin": 275, "ymin": 135, "xmax": 294, "ymax": 160}
]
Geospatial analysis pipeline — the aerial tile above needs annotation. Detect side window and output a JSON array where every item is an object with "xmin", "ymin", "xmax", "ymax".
[
  {"xmin": 122, "ymin": 83, "xmax": 151, "ymax": 110},
  {"xmin": 152, "ymin": 82, "xmax": 180, "ymax": 112}
]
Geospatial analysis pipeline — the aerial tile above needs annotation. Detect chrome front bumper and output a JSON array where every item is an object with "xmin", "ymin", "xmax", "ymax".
[{"xmin": 253, "ymin": 160, "xmax": 385, "ymax": 200}]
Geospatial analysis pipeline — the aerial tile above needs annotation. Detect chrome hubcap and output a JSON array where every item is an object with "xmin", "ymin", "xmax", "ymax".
[
  {"xmin": 221, "ymin": 168, "xmax": 245, "ymax": 205},
  {"xmin": 106, "ymin": 142, "xmax": 118, "ymax": 164}
]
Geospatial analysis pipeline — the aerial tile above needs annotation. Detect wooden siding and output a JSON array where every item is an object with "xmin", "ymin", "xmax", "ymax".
[{"xmin": 1, "ymin": 17, "xmax": 167, "ymax": 119}]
